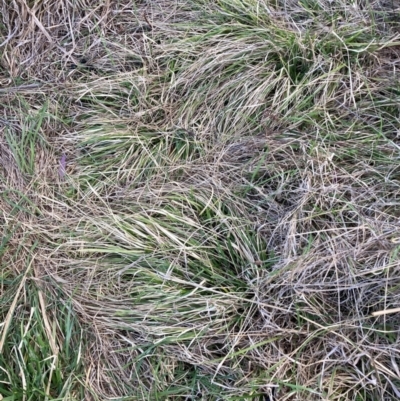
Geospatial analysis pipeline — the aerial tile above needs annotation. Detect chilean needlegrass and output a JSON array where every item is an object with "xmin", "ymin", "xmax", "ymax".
[{"xmin": 1, "ymin": 0, "xmax": 400, "ymax": 400}]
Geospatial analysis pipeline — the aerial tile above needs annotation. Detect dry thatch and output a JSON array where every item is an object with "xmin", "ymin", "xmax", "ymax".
[{"xmin": 1, "ymin": 0, "xmax": 400, "ymax": 400}]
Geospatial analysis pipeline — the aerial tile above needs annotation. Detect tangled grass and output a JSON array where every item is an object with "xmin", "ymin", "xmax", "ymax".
[{"xmin": 1, "ymin": 0, "xmax": 400, "ymax": 400}]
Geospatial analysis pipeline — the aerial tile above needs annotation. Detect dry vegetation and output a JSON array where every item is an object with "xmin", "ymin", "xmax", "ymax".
[{"xmin": 1, "ymin": 0, "xmax": 400, "ymax": 400}]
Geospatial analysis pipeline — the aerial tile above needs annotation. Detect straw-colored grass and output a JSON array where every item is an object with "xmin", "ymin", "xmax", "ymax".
[{"xmin": 1, "ymin": 0, "xmax": 400, "ymax": 400}]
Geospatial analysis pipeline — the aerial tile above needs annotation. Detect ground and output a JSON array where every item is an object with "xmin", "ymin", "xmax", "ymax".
[{"xmin": 1, "ymin": 1, "xmax": 400, "ymax": 400}]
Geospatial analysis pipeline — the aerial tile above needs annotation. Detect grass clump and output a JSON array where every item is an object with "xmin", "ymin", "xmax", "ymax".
[{"xmin": 1, "ymin": 0, "xmax": 400, "ymax": 400}]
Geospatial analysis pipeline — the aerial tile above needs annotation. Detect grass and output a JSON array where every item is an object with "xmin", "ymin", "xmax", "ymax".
[{"xmin": 1, "ymin": 0, "xmax": 400, "ymax": 400}]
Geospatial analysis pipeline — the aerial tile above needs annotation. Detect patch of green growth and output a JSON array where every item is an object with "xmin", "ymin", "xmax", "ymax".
[{"xmin": 0, "ymin": 280, "xmax": 87, "ymax": 400}]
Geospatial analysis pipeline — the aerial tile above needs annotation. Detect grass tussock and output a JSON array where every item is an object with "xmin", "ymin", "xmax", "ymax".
[{"xmin": 1, "ymin": 0, "xmax": 400, "ymax": 400}]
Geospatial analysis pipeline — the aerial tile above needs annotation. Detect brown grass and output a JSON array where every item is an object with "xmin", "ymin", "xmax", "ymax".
[{"xmin": 1, "ymin": 0, "xmax": 400, "ymax": 400}]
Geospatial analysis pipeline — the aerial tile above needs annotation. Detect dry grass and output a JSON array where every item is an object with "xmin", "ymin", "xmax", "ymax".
[{"xmin": 1, "ymin": 0, "xmax": 400, "ymax": 400}]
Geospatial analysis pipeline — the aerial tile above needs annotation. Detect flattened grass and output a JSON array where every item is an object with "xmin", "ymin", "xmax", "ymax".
[{"xmin": 1, "ymin": 0, "xmax": 400, "ymax": 400}]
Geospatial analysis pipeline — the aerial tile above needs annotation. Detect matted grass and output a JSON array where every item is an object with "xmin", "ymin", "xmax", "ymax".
[{"xmin": 1, "ymin": 0, "xmax": 400, "ymax": 400}]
